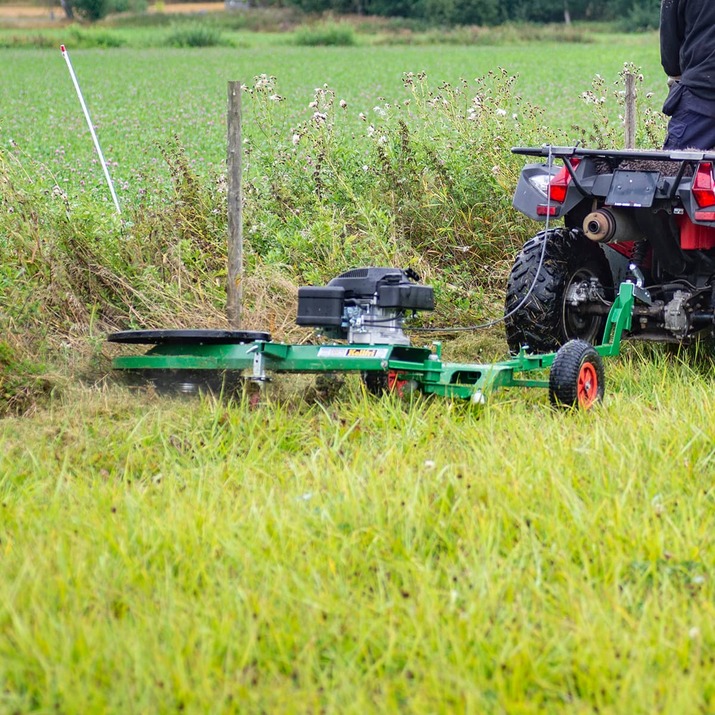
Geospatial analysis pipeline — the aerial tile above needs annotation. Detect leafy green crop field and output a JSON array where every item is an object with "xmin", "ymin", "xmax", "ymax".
[
  {"xmin": 2, "ymin": 34, "xmax": 715, "ymax": 713},
  {"xmin": 4, "ymin": 35, "xmax": 662, "ymax": 201}
]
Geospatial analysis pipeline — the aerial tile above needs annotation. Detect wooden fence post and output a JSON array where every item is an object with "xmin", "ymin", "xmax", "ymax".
[
  {"xmin": 227, "ymin": 81, "xmax": 243, "ymax": 329},
  {"xmin": 624, "ymin": 71, "xmax": 636, "ymax": 150}
]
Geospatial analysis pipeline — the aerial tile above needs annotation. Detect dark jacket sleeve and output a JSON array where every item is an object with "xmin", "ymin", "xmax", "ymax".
[{"xmin": 660, "ymin": 0, "xmax": 684, "ymax": 77}]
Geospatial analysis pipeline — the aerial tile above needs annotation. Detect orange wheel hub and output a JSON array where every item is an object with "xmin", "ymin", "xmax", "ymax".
[{"xmin": 577, "ymin": 361, "xmax": 599, "ymax": 408}]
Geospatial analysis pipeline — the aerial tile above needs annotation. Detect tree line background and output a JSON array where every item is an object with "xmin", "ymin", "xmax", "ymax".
[
  {"xmin": 61, "ymin": 0, "xmax": 661, "ymax": 30},
  {"xmin": 261, "ymin": 0, "xmax": 660, "ymax": 29}
]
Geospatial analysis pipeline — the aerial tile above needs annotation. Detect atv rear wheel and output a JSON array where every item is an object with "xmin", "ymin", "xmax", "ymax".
[
  {"xmin": 549, "ymin": 339, "xmax": 605, "ymax": 409},
  {"xmin": 504, "ymin": 228, "xmax": 613, "ymax": 354}
]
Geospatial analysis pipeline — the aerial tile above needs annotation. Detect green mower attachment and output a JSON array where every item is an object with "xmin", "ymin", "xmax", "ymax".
[{"xmin": 109, "ymin": 273, "xmax": 637, "ymax": 410}]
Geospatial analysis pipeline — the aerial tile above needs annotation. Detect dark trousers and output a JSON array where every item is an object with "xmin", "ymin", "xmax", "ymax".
[
  {"xmin": 663, "ymin": 84, "xmax": 715, "ymax": 150},
  {"xmin": 664, "ymin": 108, "xmax": 715, "ymax": 150}
]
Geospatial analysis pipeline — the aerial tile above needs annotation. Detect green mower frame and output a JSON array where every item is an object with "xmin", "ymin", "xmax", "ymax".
[{"xmin": 110, "ymin": 281, "xmax": 638, "ymax": 409}]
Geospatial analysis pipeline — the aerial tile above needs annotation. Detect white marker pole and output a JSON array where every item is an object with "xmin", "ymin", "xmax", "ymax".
[{"xmin": 60, "ymin": 44, "xmax": 121, "ymax": 215}]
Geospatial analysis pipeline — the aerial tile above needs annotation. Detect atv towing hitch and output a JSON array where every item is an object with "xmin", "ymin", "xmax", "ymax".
[{"xmin": 109, "ymin": 271, "xmax": 638, "ymax": 410}]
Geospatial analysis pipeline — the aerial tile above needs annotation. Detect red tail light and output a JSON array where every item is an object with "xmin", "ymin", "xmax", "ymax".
[
  {"xmin": 693, "ymin": 162, "xmax": 715, "ymax": 208},
  {"xmin": 548, "ymin": 159, "xmax": 580, "ymax": 203}
]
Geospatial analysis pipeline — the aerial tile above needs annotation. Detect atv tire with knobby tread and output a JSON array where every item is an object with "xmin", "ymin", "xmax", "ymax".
[{"xmin": 504, "ymin": 228, "xmax": 613, "ymax": 354}]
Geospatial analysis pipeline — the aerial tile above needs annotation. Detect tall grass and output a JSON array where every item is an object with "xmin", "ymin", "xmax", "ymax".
[
  {"xmin": 0, "ymin": 15, "xmax": 617, "ymax": 50},
  {"xmin": 376, "ymin": 21, "xmax": 593, "ymax": 46},
  {"xmin": 1, "ymin": 348, "xmax": 714, "ymax": 711},
  {"xmin": 241, "ymin": 70, "xmax": 550, "ymax": 310},
  {"xmin": 0, "ymin": 139, "xmax": 229, "ymax": 412}
]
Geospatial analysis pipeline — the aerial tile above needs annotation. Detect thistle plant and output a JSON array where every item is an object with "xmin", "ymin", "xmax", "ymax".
[
  {"xmin": 574, "ymin": 62, "xmax": 667, "ymax": 149},
  {"xmin": 241, "ymin": 69, "xmax": 554, "ymax": 319}
]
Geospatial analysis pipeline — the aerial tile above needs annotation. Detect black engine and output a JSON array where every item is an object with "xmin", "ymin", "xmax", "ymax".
[{"xmin": 297, "ymin": 267, "xmax": 434, "ymax": 345}]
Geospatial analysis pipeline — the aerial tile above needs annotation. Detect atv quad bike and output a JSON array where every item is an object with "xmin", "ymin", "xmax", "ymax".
[{"xmin": 505, "ymin": 146, "xmax": 715, "ymax": 354}]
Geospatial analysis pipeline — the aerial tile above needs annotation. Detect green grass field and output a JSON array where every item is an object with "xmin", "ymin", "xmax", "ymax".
[
  {"xmin": 2, "ymin": 28, "xmax": 715, "ymax": 713},
  {"xmin": 3, "ymin": 351, "xmax": 715, "ymax": 713},
  {"xmin": 5, "ymin": 35, "xmax": 662, "ymax": 200}
]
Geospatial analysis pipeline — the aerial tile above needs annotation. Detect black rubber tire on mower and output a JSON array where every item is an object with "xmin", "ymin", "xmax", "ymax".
[
  {"xmin": 504, "ymin": 228, "xmax": 613, "ymax": 355},
  {"xmin": 362, "ymin": 371, "xmax": 389, "ymax": 396},
  {"xmin": 361, "ymin": 371, "xmax": 414, "ymax": 397},
  {"xmin": 549, "ymin": 339, "xmax": 605, "ymax": 409}
]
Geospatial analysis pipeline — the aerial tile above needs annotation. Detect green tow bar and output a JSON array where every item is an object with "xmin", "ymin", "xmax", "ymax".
[{"xmin": 111, "ymin": 282, "xmax": 636, "ymax": 406}]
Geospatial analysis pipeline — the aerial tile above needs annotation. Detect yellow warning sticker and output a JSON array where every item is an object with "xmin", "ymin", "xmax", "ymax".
[{"xmin": 317, "ymin": 347, "xmax": 389, "ymax": 359}]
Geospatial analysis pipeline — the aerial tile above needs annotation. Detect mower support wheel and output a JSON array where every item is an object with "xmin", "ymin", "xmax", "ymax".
[
  {"xmin": 361, "ymin": 371, "xmax": 415, "ymax": 398},
  {"xmin": 549, "ymin": 339, "xmax": 605, "ymax": 409}
]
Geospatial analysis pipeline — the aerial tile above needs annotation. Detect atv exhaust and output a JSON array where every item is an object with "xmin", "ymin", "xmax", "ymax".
[{"xmin": 583, "ymin": 208, "xmax": 641, "ymax": 243}]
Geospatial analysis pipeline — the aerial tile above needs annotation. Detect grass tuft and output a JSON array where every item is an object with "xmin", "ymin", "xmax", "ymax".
[
  {"xmin": 164, "ymin": 21, "xmax": 232, "ymax": 47},
  {"xmin": 293, "ymin": 21, "xmax": 356, "ymax": 46}
]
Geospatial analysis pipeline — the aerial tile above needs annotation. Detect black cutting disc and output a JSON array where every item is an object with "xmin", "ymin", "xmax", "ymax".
[{"xmin": 107, "ymin": 329, "xmax": 271, "ymax": 345}]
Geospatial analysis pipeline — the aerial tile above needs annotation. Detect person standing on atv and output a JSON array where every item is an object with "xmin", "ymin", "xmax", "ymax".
[{"xmin": 661, "ymin": 0, "xmax": 715, "ymax": 150}]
